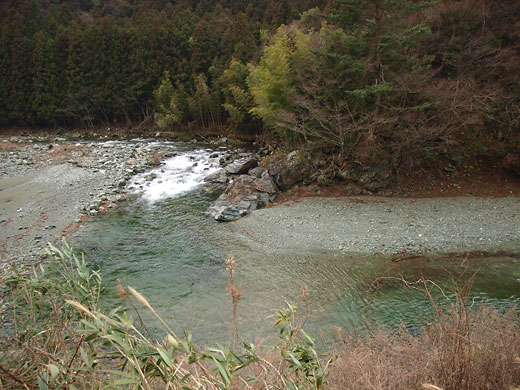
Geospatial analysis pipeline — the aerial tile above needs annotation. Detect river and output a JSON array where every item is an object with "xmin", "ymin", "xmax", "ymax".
[{"xmin": 74, "ymin": 143, "xmax": 520, "ymax": 345}]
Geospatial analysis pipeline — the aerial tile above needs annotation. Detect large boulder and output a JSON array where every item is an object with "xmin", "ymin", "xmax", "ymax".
[
  {"xmin": 225, "ymin": 174, "xmax": 276, "ymax": 202},
  {"xmin": 225, "ymin": 157, "xmax": 258, "ymax": 175},
  {"xmin": 268, "ymin": 150, "xmax": 310, "ymax": 191},
  {"xmin": 248, "ymin": 166, "xmax": 267, "ymax": 178},
  {"xmin": 205, "ymin": 173, "xmax": 277, "ymax": 222},
  {"xmin": 204, "ymin": 169, "xmax": 230, "ymax": 184}
]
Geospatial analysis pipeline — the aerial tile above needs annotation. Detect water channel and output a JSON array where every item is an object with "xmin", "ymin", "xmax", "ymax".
[{"xmin": 75, "ymin": 142, "xmax": 520, "ymax": 345}]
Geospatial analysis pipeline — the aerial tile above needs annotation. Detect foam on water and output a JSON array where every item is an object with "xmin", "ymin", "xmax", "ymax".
[{"xmin": 130, "ymin": 149, "xmax": 224, "ymax": 203}]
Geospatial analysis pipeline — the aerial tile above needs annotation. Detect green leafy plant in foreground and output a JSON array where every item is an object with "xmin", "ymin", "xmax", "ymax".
[
  {"xmin": 1, "ymin": 242, "xmax": 104, "ymax": 389},
  {"xmin": 0, "ymin": 242, "xmax": 333, "ymax": 390},
  {"xmin": 273, "ymin": 303, "xmax": 334, "ymax": 390},
  {"xmin": 2, "ymin": 242, "xmax": 518, "ymax": 390}
]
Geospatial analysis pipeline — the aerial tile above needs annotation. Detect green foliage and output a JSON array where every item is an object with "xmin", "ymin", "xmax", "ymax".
[
  {"xmin": 247, "ymin": 26, "xmax": 312, "ymax": 143},
  {"xmin": 1, "ymin": 243, "xmax": 333, "ymax": 390},
  {"xmin": 220, "ymin": 59, "xmax": 257, "ymax": 132},
  {"xmin": 5, "ymin": 242, "xmax": 103, "ymax": 317},
  {"xmin": 32, "ymin": 31, "xmax": 60, "ymax": 124},
  {"xmin": 248, "ymin": 27, "xmax": 294, "ymax": 129},
  {"xmin": 154, "ymin": 73, "xmax": 183, "ymax": 129},
  {"xmin": 273, "ymin": 303, "xmax": 334, "ymax": 389},
  {"xmin": 0, "ymin": 0, "xmax": 320, "ymax": 129},
  {"xmin": 0, "ymin": 0, "xmax": 519, "ymax": 168},
  {"xmin": 1, "ymin": 242, "xmax": 103, "ymax": 388},
  {"xmin": 246, "ymin": 0, "xmax": 441, "ymax": 160}
]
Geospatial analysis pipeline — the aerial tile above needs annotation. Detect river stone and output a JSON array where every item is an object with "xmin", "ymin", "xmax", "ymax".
[
  {"xmin": 504, "ymin": 152, "xmax": 520, "ymax": 177},
  {"xmin": 243, "ymin": 192, "xmax": 271, "ymax": 210},
  {"xmin": 215, "ymin": 204, "xmax": 249, "ymax": 222},
  {"xmin": 205, "ymin": 173, "xmax": 277, "ymax": 221},
  {"xmin": 248, "ymin": 166, "xmax": 266, "ymax": 178},
  {"xmin": 226, "ymin": 174, "xmax": 276, "ymax": 200},
  {"xmin": 359, "ymin": 170, "xmax": 377, "ymax": 184},
  {"xmin": 225, "ymin": 158, "xmax": 258, "ymax": 175},
  {"xmin": 268, "ymin": 150, "xmax": 310, "ymax": 191},
  {"xmin": 316, "ymin": 173, "xmax": 330, "ymax": 186},
  {"xmin": 257, "ymin": 170, "xmax": 278, "ymax": 194},
  {"xmin": 204, "ymin": 169, "xmax": 230, "ymax": 184},
  {"xmin": 206, "ymin": 195, "xmax": 249, "ymax": 222},
  {"xmin": 340, "ymin": 168, "xmax": 358, "ymax": 181},
  {"xmin": 345, "ymin": 183, "xmax": 363, "ymax": 195},
  {"xmin": 359, "ymin": 163, "xmax": 392, "ymax": 193}
]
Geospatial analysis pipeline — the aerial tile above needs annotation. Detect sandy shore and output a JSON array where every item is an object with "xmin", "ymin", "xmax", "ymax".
[{"xmin": 233, "ymin": 196, "xmax": 520, "ymax": 255}]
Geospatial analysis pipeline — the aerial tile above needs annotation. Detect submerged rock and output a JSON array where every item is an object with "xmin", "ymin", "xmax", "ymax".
[{"xmin": 207, "ymin": 198, "xmax": 249, "ymax": 222}]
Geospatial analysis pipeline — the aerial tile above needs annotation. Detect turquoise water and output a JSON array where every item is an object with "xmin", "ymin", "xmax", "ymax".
[{"xmin": 75, "ymin": 148, "xmax": 520, "ymax": 345}]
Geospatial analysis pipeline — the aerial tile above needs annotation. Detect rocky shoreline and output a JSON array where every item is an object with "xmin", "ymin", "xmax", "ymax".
[
  {"xmin": 1, "ymin": 138, "xmax": 200, "ymax": 264},
  {"xmin": 1, "ymin": 136, "xmax": 166, "ymax": 268},
  {"xmin": 2, "ymin": 133, "xmax": 520, "ymax": 270},
  {"xmin": 205, "ymin": 150, "xmax": 321, "ymax": 221},
  {"xmin": 0, "ymin": 133, "xmax": 277, "ymax": 268}
]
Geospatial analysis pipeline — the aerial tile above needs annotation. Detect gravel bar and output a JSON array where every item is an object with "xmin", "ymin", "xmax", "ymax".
[
  {"xmin": 233, "ymin": 196, "xmax": 520, "ymax": 255},
  {"xmin": 0, "ymin": 138, "xmax": 174, "ymax": 269}
]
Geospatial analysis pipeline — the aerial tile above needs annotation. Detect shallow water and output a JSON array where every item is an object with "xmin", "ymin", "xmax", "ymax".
[{"xmin": 75, "ymin": 145, "xmax": 520, "ymax": 344}]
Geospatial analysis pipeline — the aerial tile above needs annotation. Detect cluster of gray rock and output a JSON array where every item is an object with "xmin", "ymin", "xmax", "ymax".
[
  {"xmin": 205, "ymin": 150, "xmax": 311, "ymax": 221},
  {"xmin": 0, "ymin": 140, "xmax": 58, "ymax": 178},
  {"xmin": 1, "ymin": 138, "xmax": 181, "ymax": 263},
  {"xmin": 205, "ymin": 146, "xmax": 399, "ymax": 221},
  {"xmin": 1, "ymin": 138, "xmax": 191, "ymax": 224},
  {"xmin": 73, "ymin": 142, "xmax": 163, "ymax": 215}
]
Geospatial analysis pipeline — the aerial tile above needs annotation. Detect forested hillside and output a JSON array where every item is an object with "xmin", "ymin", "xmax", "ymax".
[
  {"xmin": 1, "ymin": 0, "xmax": 519, "ymax": 175},
  {"xmin": 0, "ymin": 0, "xmax": 323, "ymax": 129}
]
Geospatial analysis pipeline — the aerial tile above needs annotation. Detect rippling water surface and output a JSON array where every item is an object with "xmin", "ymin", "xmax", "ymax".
[{"xmin": 75, "ymin": 143, "xmax": 520, "ymax": 344}]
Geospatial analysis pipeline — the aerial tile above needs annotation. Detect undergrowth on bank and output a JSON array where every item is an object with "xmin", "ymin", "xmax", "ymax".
[{"xmin": 0, "ymin": 242, "xmax": 519, "ymax": 390}]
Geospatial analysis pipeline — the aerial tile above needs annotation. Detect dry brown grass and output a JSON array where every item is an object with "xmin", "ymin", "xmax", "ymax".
[{"xmin": 328, "ymin": 306, "xmax": 520, "ymax": 390}]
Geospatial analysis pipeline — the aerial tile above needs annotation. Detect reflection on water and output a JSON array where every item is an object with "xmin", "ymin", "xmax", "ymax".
[{"xmin": 75, "ymin": 147, "xmax": 520, "ymax": 345}]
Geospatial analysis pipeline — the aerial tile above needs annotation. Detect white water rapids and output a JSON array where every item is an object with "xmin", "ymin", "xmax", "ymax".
[{"xmin": 128, "ymin": 148, "xmax": 226, "ymax": 203}]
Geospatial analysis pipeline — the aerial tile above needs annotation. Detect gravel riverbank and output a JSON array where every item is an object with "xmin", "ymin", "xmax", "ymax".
[
  {"xmin": 2, "ymin": 135, "xmax": 520, "ymax": 270},
  {"xmin": 0, "ymin": 136, "xmax": 180, "ymax": 269},
  {"xmin": 234, "ymin": 196, "xmax": 520, "ymax": 255}
]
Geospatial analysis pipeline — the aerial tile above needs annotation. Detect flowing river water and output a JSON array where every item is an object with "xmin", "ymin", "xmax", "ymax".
[{"xmin": 75, "ymin": 143, "xmax": 520, "ymax": 345}]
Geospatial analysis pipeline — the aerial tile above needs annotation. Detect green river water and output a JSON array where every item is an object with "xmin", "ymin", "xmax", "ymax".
[{"xmin": 75, "ymin": 146, "xmax": 520, "ymax": 345}]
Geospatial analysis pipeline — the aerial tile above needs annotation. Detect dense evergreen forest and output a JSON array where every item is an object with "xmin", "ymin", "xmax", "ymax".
[
  {"xmin": 1, "ymin": 0, "xmax": 519, "ymax": 171},
  {"xmin": 0, "ymin": 0, "xmax": 323, "ymax": 129}
]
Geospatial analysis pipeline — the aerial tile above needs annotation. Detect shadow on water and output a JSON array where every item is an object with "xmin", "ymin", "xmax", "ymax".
[{"xmin": 74, "ymin": 150, "xmax": 520, "ymax": 345}]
